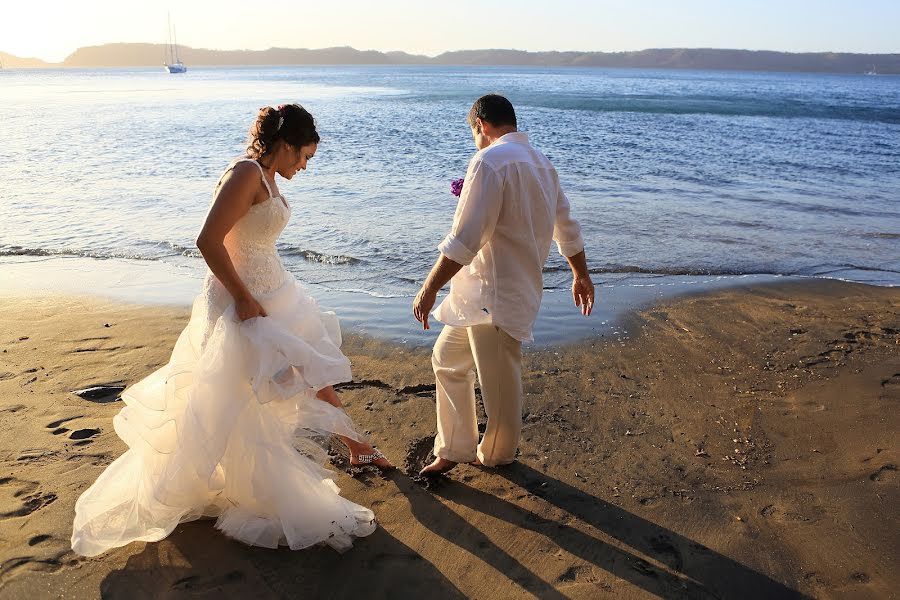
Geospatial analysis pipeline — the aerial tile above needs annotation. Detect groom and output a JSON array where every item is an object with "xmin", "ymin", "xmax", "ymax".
[{"xmin": 413, "ymin": 94, "xmax": 593, "ymax": 475}]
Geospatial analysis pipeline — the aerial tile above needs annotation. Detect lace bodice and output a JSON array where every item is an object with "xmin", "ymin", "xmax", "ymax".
[
  {"xmin": 201, "ymin": 159, "xmax": 292, "ymax": 319},
  {"xmin": 224, "ymin": 193, "xmax": 291, "ymax": 293}
]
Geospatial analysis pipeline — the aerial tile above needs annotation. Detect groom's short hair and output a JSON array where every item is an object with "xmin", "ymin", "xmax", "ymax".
[{"xmin": 467, "ymin": 94, "xmax": 517, "ymax": 129}]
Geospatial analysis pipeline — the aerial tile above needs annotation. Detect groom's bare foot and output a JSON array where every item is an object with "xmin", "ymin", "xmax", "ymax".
[{"xmin": 420, "ymin": 457, "xmax": 458, "ymax": 476}]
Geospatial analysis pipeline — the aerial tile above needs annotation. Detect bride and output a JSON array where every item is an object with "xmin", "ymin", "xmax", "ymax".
[{"xmin": 71, "ymin": 103, "xmax": 392, "ymax": 557}]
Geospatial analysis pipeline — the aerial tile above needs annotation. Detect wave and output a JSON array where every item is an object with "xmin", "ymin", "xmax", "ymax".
[
  {"xmin": 862, "ymin": 232, "xmax": 900, "ymax": 240},
  {"xmin": 0, "ymin": 241, "xmax": 206, "ymax": 261},
  {"xmin": 542, "ymin": 264, "xmax": 760, "ymax": 277},
  {"xmin": 166, "ymin": 243, "xmax": 202, "ymax": 258},
  {"xmin": 0, "ymin": 246, "xmax": 162, "ymax": 262},
  {"xmin": 0, "ymin": 244, "xmax": 365, "ymax": 267},
  {"xmin": 542, "ymin": 263, "xmax": 900, "ymax": 280},
  {"xmin": 278, "ymin": 246, "xmax": 364, "ymax": 266},
  {"xmin": 806, "ymin": 264, "xmax": 900, "ymax": 276},
  {"xmin": 305, "ymin": 284, "xmax": 409, "ymax": 299},
  {"xmin": 3, "ymin": 247, "xmax": 896, "ymax": 291}
]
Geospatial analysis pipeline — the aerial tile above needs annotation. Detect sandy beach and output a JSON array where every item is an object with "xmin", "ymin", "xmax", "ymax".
[{"xmin": 0, "ymin": 279, "xmax": 897, "ymax": 599}]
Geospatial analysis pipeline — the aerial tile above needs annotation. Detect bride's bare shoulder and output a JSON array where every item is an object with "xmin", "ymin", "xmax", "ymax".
[
  {"xmin": 216, "ymin": 160, "xmax": 261, "ymax": 195},
  {"xmin": 225, "ymin": 159, "xmax": 260, "ymax": 181}
]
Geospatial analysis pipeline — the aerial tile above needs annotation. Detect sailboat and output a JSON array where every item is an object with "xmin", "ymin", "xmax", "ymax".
[
  {"xmin": 865, "ymin": 64, "xmax": 878, "ymax": 76},
  {"xmin": 164, "ymin": 13, "xmax": 187, "ymax": 74}
]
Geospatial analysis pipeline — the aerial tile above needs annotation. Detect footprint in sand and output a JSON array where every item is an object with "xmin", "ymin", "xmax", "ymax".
[
  {"xmin": 629, "ymin": 557, "xmax": 659, "ymax": 578},
  {"xmin": 881, "ymin": 373, "xmax": 900, "ymax": 387},
  {"xmin": 45, "ymin": 416, "xmax": 86, "ymax": 439},
  {"xmin": 649, "ymin": 534, "xmax": 685, "ymax": 571},
  {"xmin": 759, "ymin": 494, "xmax": 823, "ymax": 523},
  {"xmin": 45, "ymin": 416, "xmax": 85, "ymax": 437},
  {"xmin": 45, "ymin": 416, "xmax": 82, "ymax": 430},
  {"xmin": 803, "ymin": 571, "xmax": 826, "ymax": 588},
  {"xmin": 70, "ymin": 384, "xmax": 125, "ymax": 404},
  {"xmin": 28, "ymin": 534, "xmax": 52, "ymax": 546},
  {"xmin": 335, "ymin": 379, "xmax": 392, "ymax": 392},
  {"xmin": 69, "ymin": 428, "xmax": 101, "ymax": 441},
  {"xmin": 0, "ymin": 477, "xmax": 57, "ymax": 518},
  {"xmin": 556, "ymin": 565, "xmax": 599, "ymax": 585},
  {"xmin": 70, "ymin": 346, "xmax": 123, "ymax": 354},
  {"xmin": 398, "ymin": 383, "xmax": 437, "ymax": 396},
  {"xmin": 869, "ymin": 464, "xmax": 897, "ymax": 482},
  {"xmin": 16, "ymin": 449, "xmax": 60, "ymax": 464},
  {"xmin": 0, "ymin": 551, "xmax": 74, "ymax": 583},
  {"xmin": 403, "ymin": 435, "xmax": 436, "ymax": 477},
  {"xmin": 65, "ymin": 452, "xmax": 112, "ymax": 467}
]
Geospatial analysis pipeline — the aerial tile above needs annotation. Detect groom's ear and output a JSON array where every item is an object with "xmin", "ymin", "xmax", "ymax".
[{"xmin": 473, "ymin": 117, "xmax": 484, "ymax": 135}]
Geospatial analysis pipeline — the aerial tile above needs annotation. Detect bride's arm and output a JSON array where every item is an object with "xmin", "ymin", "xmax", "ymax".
[{"xmin": 196, "ymin": 162, "xmax": 267, "ymax": 320}]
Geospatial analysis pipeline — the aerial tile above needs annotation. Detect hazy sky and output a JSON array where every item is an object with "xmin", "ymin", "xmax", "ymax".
[{"xmin": 4, "ymin": 0, "xmax": 898, "ymax": 62}]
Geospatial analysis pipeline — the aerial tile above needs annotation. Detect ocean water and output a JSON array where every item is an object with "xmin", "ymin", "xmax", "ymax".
[{"xmin": 1, "ymin": 66, "xmax": 899, "ymax": 308}]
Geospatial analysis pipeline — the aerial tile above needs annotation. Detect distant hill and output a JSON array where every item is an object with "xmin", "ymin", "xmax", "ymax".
[
  {"xmin": 432, "ymin": 48, "xmax": 900, "ymax": 74},
  {"xmin": 0, "ymin": 51, "xmax": 50, "ymax": 68},
  {"xmin": 2, "ymin": 44, "xmax": 898, "ymax": 74},
  {"xmin": 60, "ymin": 44, "xmax": 425, "ymax": 67}
]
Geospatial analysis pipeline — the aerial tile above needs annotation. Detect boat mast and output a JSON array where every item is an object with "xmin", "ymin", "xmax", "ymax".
[
  {"xmin": 165, "ymin": 12, "xmax": 172, "ymax": 65},
  {"xmin": 173, "ymin": 22, "xmax": 180, "ymax": 64}
]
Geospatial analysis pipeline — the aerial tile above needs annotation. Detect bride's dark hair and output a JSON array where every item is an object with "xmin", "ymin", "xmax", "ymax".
[{"xmin": 246, "ymin": 104, "xmax": 320, "ymax": 159}]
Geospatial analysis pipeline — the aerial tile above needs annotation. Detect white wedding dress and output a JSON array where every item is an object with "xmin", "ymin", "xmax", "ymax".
[{"xmin": 71, "ymin": 159, "xmax": 376, "ymax": 557}]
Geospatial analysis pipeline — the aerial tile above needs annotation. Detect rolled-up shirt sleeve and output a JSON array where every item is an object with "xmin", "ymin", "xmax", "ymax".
[
  {"xmin": 552, "ymin": 173, "xmax": 585, "ymax": 257},
  {"xmin": 438, "ymin": 158, "xmax": 503, "ymax": 265}
]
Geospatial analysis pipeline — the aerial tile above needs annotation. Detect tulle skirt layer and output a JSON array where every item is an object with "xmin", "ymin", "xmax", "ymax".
[{"xmin": 71, "ymin": 275, "xmax": 376, "ymax": 557}]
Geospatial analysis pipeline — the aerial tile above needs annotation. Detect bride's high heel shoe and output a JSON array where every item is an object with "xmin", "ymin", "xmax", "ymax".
[{"xmin": 350, "ymin": 446, "xmax": 394, "ymax": 470}]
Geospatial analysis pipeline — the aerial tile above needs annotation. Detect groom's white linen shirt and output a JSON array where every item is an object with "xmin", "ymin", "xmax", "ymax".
[{"xmin": 433, "ymin": 132, "xmax": 584, "ymax": 342}]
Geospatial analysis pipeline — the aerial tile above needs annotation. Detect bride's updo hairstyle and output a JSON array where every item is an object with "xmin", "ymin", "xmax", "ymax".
[{"xmin": 246, "ymin": 103, "xmax": 320, "ymax": 160}]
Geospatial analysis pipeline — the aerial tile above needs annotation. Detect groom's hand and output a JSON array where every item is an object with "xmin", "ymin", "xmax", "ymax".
[
  {"xmin": 413, "ymin": 287, "xmax": 437, "ymax": 330},
  {"xmin": 414, "ymin": 254, "xmax": 463, "ymax": 331},
  {"xmin": 572, "ymin": 276, "xmax": 595, "ymax": 316}
]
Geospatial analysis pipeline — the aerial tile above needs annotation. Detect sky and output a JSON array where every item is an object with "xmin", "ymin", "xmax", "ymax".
[{"xmin": 3, "ymin": 0, "xmax": 898, "ymax": 63}]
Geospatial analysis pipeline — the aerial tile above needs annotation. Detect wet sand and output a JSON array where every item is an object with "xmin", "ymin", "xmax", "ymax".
[
  {"xmin": 0, "ymin": 279, "xmax": 897, "ymax": 599},
  {"xmin": 0, "ymin": 254, "xmax": 787, "ymax": 346}
]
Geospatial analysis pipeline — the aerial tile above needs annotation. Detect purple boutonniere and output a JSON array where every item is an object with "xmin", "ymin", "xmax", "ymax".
[{"xmin": 450, "ymin": 178, "xmax": 464, "ymax": 198}]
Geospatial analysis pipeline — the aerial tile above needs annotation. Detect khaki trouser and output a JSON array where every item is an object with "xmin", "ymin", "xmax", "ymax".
[{"xmin": 431, "ymin": 324, "xmax": 523, "ymax": 467}]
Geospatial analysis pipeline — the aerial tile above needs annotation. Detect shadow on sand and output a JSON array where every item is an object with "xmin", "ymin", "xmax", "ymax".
[
  {"xmin": 100, "ymin": 462, "xmax": 809, "ymax": 599},
  {"xmin": 410, "ymin": 462, "xmax": 809, "ymax": 599},
  {"xmin": 100, "ymin": 519, "xmax": 466, "ymax": 599}
]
